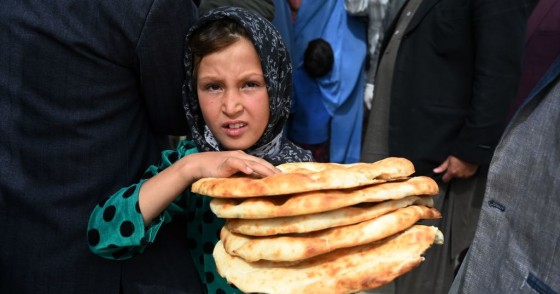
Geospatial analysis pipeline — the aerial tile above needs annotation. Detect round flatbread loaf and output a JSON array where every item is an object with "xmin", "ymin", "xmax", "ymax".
[
  {"xmin": 226, "ymin": 195, "xmax": 434, "ymax": 236},
  {"xmin": 221, "ymin": 205, "xmax": 441, "ymax": 262},
  {"xmin": 210, "ymin": 176, "xmax": 438, "ymax": 219},
  {"xmin": 192, "ymin": 157, "xmax": 414, "ymax": 197},
  {"xmin": 213, "ymin": 225, "xmax": 444, "ymax": 294}
]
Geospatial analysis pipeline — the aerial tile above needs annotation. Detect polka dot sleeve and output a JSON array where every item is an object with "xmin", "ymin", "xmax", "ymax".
[
  {"xmin": 87, "ymin": 140, "xmax": 198, "ymax": 260},
  {"xmin": 87, "ymin": 182, "xmax": 153, "ymax": 259}
]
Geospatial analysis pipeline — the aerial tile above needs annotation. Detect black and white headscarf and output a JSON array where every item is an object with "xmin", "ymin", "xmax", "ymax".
[{"xmin": 182, "ymin": 7, "xmax": 313, "ymax": 165}]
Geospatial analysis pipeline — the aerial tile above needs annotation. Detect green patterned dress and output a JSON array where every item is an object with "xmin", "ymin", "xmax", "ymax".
[{"xmin": 87, "ymin": 140, "xmax": 243, "ymax": 293}]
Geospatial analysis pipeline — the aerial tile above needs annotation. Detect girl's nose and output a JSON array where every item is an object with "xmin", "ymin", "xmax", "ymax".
[{"xmin": 221, "ymin": 90, "xmax": 243, "ymax": 116}]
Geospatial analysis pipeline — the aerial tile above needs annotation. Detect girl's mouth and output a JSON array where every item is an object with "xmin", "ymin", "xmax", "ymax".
[
  {"xmin": 227, "ymin": 123, "xmax": 246, "ymax": 129},
  {"xmin": 223, "ymin": 122, "xmax": 247, "ymax": 136}
]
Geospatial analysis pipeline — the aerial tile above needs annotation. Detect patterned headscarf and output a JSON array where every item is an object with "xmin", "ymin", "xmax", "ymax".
[{"xmin": 182, "ymin": 7, "xmax": 313, "ymax": 165}]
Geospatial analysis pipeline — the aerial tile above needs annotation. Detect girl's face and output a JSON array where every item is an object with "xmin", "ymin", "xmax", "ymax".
[{"xmin": 196, "ymin": 37, "xmax": 270, "ymax": 151}]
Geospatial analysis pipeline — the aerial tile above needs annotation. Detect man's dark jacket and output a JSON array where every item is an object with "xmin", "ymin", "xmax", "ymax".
[
  {"xmin": 370, "ymin": 0, "xmax": 531, "ymax": 175},
  {"xmin": 0, "ymin": 0, "xmax": 202, "ymax": 293}
]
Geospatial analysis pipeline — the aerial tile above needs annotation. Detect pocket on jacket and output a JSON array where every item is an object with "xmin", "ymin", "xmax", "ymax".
[{"xmin": 526, "ymin": 272, "xmax": 557, "ymax": 294}]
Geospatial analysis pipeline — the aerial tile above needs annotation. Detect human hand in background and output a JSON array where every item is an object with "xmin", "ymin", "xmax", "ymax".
[
  {"xmin": 433, "ymin": 155, "xmax": 478, "ymax": 183},
  {"xmin": 364, "ymin": 83, "xmax": 374, "ymax": 110}
]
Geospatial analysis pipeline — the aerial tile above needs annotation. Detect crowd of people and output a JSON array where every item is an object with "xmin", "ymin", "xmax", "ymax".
[{"xmin": 1, "ymin": 0, "xmax": 558, "ymax": 293}]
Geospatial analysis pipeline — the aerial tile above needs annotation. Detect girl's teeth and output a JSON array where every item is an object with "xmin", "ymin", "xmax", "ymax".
[{"xmin": 229, "ymin": 123, "xmax": 243, "ymax": 129}]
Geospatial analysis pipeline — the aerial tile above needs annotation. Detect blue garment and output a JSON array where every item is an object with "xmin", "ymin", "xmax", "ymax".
[
  {"xmin": 288, "ymin": 68, "xmax": 331, "ymax": 144},
  {"xmin": 294, "ymin": 0, "xmax": 367, "ymax": 163},
  {"xmin": 272, "ymin": 0, "xmax": 296, "ymax": 65}
]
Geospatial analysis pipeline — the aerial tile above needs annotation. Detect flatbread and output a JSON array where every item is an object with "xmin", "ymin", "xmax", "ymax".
[
  {"xmin": 214, "ymin": 225, "xmax": 444, "ymax": 294},
  {"xmin": 226, "ymin": 195, "xmax": 434, "ymax": 236},
  {"xmin": 210, "ymin": 176, "xmax": 438, "ymax": 219},
  {"xmin": 192, "ymin": 157, "xmax": 414, "ymax": 197},
  {"xmin": 221, "ymin": 205, "xmax": 441, "ymax": 262}
]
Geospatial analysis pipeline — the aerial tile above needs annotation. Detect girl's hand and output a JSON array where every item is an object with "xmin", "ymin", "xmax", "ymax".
[
  {"xmin": 183, "ymin": 150, "xmax": 280, "ymax": 181},
  {"xmin": 139, "ymin": 151, "xmax": 278, "ymax": 225}
]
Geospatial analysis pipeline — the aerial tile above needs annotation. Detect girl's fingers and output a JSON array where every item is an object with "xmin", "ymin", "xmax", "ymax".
[
  {"xmin": 245, "ymin": 160, "xmax": 280, "ymax": 177},
  {"xmin": 223, "ymin": 151, "xmax": 280, "ymax": 177}
]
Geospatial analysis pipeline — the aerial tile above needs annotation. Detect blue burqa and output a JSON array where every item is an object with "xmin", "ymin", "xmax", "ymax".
[
  {"xmin": 271, "ymin": 0, "xmax": 296, "ymax": 64},
  {"xmin": 294, "ymin": 0, "xmax": 366, "ymax": 163}
]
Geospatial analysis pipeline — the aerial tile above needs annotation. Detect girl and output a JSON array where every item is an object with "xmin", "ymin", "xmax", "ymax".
[{"xmin": 87, "ymin": 7, "xmax": 313, "ymax": 293}]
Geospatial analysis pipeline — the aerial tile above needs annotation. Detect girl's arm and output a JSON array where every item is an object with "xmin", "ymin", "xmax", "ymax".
[
  {"xmin": 87, "ymin": 142, "xmax": 198, "ymax": 260},
  {"xmin": 87, "ymin": 140, "xmax": 279, "ymax": 260},
  {"xmin": 138, "ymin": 150, "xmax": 279, "ymax": 225}
]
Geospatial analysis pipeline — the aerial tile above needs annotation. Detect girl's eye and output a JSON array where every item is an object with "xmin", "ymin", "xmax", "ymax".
[
  {"xmin": 205, "ymin": 84, "xmax": 221, "ymax": 91},
  {"xmin": 244, "ymin": 81, "xmax": 260, "ymax": 88}
]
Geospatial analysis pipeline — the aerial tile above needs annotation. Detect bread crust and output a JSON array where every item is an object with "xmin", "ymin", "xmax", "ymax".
[
  {"xmin": 226, "ymin": 196, "xmax": 434, "ymax": 236},
  {"xmin": 210, "ymin": 176, "xmax": 438, "ymax": 219},
  {"xmin": 214, "ymin": 225, "xmax": 444, "ymax": 294},
  {"xmin": 192, "ymin": 157, "xmax": 415, "ymax": 197},
  {"xmin": 221, "ymin": 205, "xmax": 441, "ymax": 262}
]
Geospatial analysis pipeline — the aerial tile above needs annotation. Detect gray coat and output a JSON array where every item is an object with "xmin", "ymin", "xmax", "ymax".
[{"xmin": 449, "ymin": 57, "xmax": 560, "ymax": 293}]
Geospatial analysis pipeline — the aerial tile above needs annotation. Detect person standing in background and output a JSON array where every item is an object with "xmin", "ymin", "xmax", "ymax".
[
  {"xmin": 0, "ymin": 0, "xmax": 202, "ymax": 293},
  {"xmin": 449, "ymin": 3, "xmax": 560, "ymax": 292},
  {"xmin": 294, "ymin": 0, "xmax": 367, "ymax": 163},
  {"xmin": 360, "ymin": 0, "xmax": 532, "ymax": 293},
  {"xmin": 344, "ymin": 0, "xmax": 407, "ymax": 144},
  {"xmin": 272, "ymin": 0, "xmax": 297, "ymax": 64},
  {"xmin": 508, "ymin": 0, "xmax": 560, "ymax": 120},
  {"xmin": 344, "ymin": 0, "xmax": 389, "ymax": 112},
  {"xmin": 287, "ymin": 38, "xmax": 335, "ymax": 162},
  {"xmin": 449, "ymin": 55, "xmax": 560, "ymax": 294}
]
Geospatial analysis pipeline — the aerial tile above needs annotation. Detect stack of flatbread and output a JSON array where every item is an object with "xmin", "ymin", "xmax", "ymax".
[{"xmin": 192, "ymin": 157, "xmax": 444, "ymax": 294}]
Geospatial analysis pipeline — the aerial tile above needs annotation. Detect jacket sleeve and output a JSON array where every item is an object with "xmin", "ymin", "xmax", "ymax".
[
  {"xmin": 136, "ymin": 0, "xmax": 198, "ymax": 136},
  {"xmin": 451, "ymin": 0, "xmax": 529, "ymax": 164}
]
